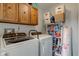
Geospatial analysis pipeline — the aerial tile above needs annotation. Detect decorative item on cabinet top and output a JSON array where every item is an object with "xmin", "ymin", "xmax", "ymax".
[
  {"xmin": 0, "ymin": 3, "xmax": 38, "ymax": 26},
  {"xmin": 28, "ymin": 3, "xmax": 38, "ymax": 9},
  {"xmin": 32, "ymin": 3, "xmax": 38, "ymax": 9},
  {"xmin": 54, "ymin": 5, "xmax": 65, "ymax": 23}
]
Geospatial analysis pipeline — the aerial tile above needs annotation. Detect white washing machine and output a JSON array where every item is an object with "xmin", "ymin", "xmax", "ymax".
[
  {"xmin": 0, "ymin": 39, "xmax": 39, "ymax": 56},
  {"xmin": 0, "ymin": 34, "xmax": 52, "ymax": 56}
]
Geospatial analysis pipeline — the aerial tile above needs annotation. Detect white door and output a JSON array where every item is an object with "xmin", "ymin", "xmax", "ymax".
[{"xmin": 78, "ymin": 4, "xmax": 79, "ymax": 56}]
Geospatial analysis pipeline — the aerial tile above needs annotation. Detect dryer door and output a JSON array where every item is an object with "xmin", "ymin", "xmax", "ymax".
[{"xmin": 40, "ymin": 37, "xmax": 52, "ymax": 56}]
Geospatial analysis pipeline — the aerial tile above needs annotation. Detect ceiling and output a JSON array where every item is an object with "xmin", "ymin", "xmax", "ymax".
[{"xmin": 38, "ymin": 3, "xmax": 60, "ymax": 9}]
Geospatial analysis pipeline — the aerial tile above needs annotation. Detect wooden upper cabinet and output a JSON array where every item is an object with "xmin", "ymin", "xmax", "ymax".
[
  {"xmin": 3, "ymin": 3, "xmax": 18, "ymax": 23},
  {"xmin": 18, "ymin": 4, "xmax": 30, "ymax": 24},
  {"xmin": 31, "ymin": 7, "xmax": 38, "ymax": 25},
  {"xmin": 0, "ymin": 4, "xmax": 3, "ymax": 20},
  {"xmin": 0, "ymin": 3, "xmax": 38, "ymax": 25}
]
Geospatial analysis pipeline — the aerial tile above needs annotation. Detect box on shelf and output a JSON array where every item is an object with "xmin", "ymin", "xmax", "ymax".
[
  {"xmin": 54, "ymin": 13, "xmax": 65, "ymax": 23},
  {"xmin": 55, "ymin": 5, "xmax": 65, "ymax": 23},
  {"xmin": 55, "ymin": 5, "xmax": 64, "ymax": 14},
  {"xmin": 44, "ymin": 12, "xmax": 50, "ymax": 24}
]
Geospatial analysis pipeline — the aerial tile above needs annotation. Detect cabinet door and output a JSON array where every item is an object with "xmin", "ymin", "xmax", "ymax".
[
  {"xmin": 19, "ymin": 4, "xmax": 30, "ymax": 24},
  {"xmin": 3, "ymin": 3, "xmax": 18, "ymax": 23},
  {"xmin": 31, "ymin": 7, "xmax": 38, "ymax": 25},
  {"xmin": 0, "ymin": 4, "xmax": 3, "ymax": 20}
]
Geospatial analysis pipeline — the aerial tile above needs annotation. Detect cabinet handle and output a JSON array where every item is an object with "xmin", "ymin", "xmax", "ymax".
[
  {"xmin": 8, "ymin": 6, "xmax": 11, "ymax": 9},
  {"xmin": 34, "ymin": 15, "xmax": 36, "ymax": 16},
  {"xmin": 24, "ymin": 12, "xmax": 26, "ymax": 14}
]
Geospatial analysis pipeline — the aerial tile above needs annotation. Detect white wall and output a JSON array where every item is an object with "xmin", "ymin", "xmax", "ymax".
[
  {"xmin": 0, "ymin": 23, "xmax": 35, "ymax": 35},
  {"xmin": 35, "ymin": 8, "xmax": 50, "ymax": 33},
  {"xmin": 35, "ymin": 9, "xmax": 44, "ymax": 32}
]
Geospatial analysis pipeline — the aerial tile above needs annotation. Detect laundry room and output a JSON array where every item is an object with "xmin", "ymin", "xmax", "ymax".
[{"xmin": 0, "ymin": 3, "xmax": 79, "ymax": 56}]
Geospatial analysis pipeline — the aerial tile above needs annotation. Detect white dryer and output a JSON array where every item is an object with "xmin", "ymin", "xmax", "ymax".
[{"xmin": 39, "ymin": 34, "xmax": 52, "ymax": 56}]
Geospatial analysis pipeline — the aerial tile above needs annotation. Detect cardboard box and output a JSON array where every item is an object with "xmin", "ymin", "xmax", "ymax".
[
  {"xmin": 55, "ymin": 13, "xmax": 65, "ymax": 23},
  {"xmin": 55, "ymin": 5, "xmax": 64, "ymax": 14}
]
